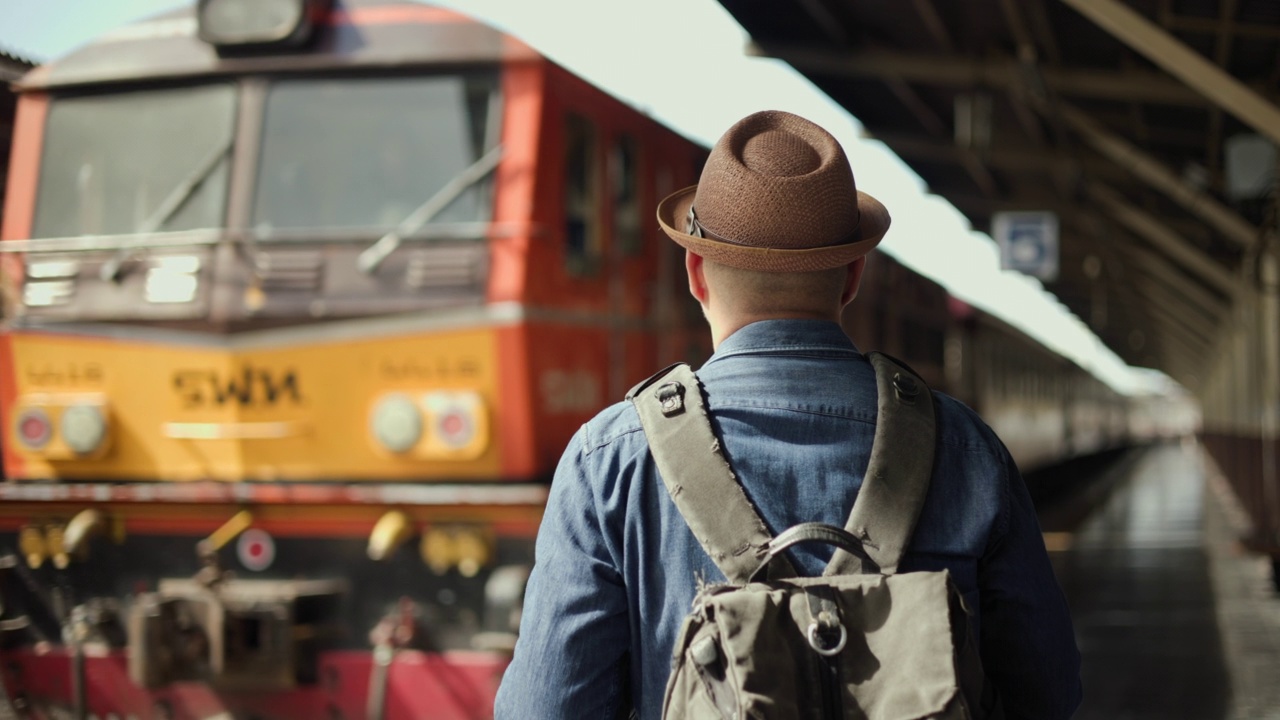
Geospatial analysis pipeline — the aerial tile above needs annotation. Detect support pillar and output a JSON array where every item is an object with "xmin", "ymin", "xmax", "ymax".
[{"xmin": 1259, "ymin": 243, "xmax": 1280, "ymax": 543}]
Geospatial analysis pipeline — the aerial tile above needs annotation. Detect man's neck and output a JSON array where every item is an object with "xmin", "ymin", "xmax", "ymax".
[{"xmin": 708, "ymin": 310, "xmax": 844, "ymax": 350}]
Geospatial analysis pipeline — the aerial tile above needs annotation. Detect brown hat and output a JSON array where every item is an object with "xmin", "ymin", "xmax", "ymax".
[{"xmin": 657, "ymin": 110, "xmax": 889, "ymax": 272}]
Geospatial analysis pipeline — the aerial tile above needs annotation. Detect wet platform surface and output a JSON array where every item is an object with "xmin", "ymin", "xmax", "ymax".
[{"xmin": 1046, "ymin": 441, "xmax": 1280, "ymax": 720}]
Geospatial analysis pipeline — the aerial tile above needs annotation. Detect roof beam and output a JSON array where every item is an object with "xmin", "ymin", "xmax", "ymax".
[
  {"xmin": 1000, "ymin": 0, "xmax": 1035, "ymax": 50},
  {"xmin": 1133, "ymin": 286, "xmax": 1214, "ymax": 355},
  {"xmin": 880, "ymin": 80, "xmax": 1000, "ymax": 198},
  {"xmin": 1056, "ymin": 102, "xmax": 1261, "ymax": 250},
  {"xmin": 1025, "ymin": 0, "xmax": 1063, "ymax": 65},
  {"xmin": 751, "ymin": 44, "xmax": 1207, "ymax": 105},
  {"xmin": 868, "ymin": 131, "xmax": 1120, "ymax": 177},
  {"xmin": 1123, "ymin": 245, "xmax": 1231, "ymax": 319},
  {"xmin": 948, "ymin": 195, "xmax": 1213, "ymax": 245},
  {"xmin": 1155, "ymin": 332, "xmax": 1208, "ymax": 382},
  {"xmin": 1134, "ymin": 278, "xmax": 1225, "ymax": 341},
  {"xmin": 1059, "ymin": 0, "xmax": 1280, "ymax": 145},
  {"xmin": 946, "ymin": 194, "xmax": 1081, "ymax": 221},
  {"xmin": 998, "ymin": 0, "xmax": 1057, "ymax": 154},
  {"xmin": 1108, "ymin": 281, "xmax": 1208, "ymax": 373},
  {"xmin": 912, "ymin": 0, "xmax": 954, "ymax": 53},
  {"xmin": 1153, "ymin": 331, "xmax": 1211, "ymax": 374},
  {"xmin": 1080, "ymin": 118, "xmax": 1209, "ymax": 149},
  {"xmin": 1088, "ymin": 184, "xmax": 1240, "ymax": 297},
  {"xmin": 1132, "ymin": 275, "xmax": 1221, "ymax": 341},
  {"xmin": 1206, "ymin": 0, "xmax": 1239, "ymax": 188},
  {"xmin": 1147, "ymin": 305, "xmax": 1213, "ymax": 361},
  {"xmin": 883, "ymin": 79, "xmax": 948, "ymax": 137},
  {"xmin": 1166, "ymin": 14, "xmax": 1280, "ymax": 39},
  {"xmin": 795, "ymin": 0, "xmax": 850, "ymax": 43},
  {"xmin": 958, "ymin": 153, "xmax": 1000, "ymax": 198},
  {"xmin": 862, "ymin": 12, "xmax": 1003, "ymax": 203}
]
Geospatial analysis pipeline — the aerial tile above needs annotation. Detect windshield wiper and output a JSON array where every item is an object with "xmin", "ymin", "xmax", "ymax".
[
  {"xmin": 100, "ymin": 139, "xmax": 232, "ymax": 283},
  {"xmin": 357, "ymin": 144, "xmax": 504, "ymax": 274}
]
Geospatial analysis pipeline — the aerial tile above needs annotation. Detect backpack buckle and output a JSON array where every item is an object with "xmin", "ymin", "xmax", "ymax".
[
  {"xmin": 807, "ymin": 621, "xmax": 847, "ymax": 657},
  {"xmin": 655, "ymin": 381, "xmax": 686, "ymax": 417},
  {"xmin": 892, "ymin": 372, "xmax": 920, "ymax": 401}
]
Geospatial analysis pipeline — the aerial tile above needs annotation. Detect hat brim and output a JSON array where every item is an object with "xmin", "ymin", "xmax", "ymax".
[{"xmin": 656, "ymin": 186, "xmax": 890, "ymax": 272}]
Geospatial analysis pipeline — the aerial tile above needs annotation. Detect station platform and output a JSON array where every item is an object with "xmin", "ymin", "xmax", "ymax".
[{"xmin": 1044, "ymin": 440, "xmax": 1280, "ymax": 719}]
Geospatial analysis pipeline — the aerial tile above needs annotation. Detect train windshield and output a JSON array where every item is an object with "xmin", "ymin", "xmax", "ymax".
[
  {"xmin": 32, "ymin": 84, "xmax": 236, "ymax": 238},
  {"xmin": 252, "ymin": 73, "xmax": 501, "ymax": 237}
]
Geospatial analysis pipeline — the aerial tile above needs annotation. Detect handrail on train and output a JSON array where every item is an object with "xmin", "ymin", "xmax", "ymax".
[{"xmin": 0, "ymin": 221, "xmax": 535, "ymax": 255}]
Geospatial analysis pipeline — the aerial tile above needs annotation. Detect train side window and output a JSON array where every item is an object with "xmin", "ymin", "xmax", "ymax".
[
  {"xmin": 565, "ymin": 113, "xmax": 601, "ymax": 276},
  {"xmin": 611, "ymin": 135, "xmax": 642, "ymax": 256}
]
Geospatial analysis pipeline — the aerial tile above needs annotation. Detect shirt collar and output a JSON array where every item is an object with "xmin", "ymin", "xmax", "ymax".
[{"xmin": 705, "ymin": 319, "xmax": 861, "ymax": 363}]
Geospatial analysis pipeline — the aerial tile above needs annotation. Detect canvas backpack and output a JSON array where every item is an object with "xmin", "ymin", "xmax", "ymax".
[{"xmin": 626, "ymin": 352, "xmax": 1001, "ymax": 720}]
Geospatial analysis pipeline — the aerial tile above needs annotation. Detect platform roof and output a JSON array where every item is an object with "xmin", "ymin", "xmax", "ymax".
[{"xmin": 718, "ymin": 0, "xmax": 1279, "ymax": 388}]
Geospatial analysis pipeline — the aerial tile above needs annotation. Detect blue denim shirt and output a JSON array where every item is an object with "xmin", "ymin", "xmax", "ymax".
[{"xmin": 496, "ymin": 320, "xmax": 1081, "ymax": 720}]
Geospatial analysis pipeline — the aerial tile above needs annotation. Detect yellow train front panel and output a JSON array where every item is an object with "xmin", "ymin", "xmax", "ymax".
[{"xmin": 1, "ymin": 323, "xmax": 507, "ymax": 481}]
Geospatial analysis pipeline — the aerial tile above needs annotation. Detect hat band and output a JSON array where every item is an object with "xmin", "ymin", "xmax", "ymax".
[{"xmin": 685, "ymin": 204, "xmax": 864, "ymax": 248}]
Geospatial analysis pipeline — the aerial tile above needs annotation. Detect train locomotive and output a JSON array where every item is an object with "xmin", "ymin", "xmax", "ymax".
[
  {"xmin": 0, "ymin": 2, "xmax": 1161, "ymax": 718},
  {"xmin": 0, "ymin": 2, "xmax": 708, "ymax": 717}
]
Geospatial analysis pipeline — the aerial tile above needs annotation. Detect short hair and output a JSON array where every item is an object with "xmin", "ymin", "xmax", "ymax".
[{"xmin": 702, "ymin": 259, "xmax": 849, "ymax": 316}]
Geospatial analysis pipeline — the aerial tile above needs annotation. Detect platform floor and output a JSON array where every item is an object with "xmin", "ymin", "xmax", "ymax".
[{"xmin": 1047, "ymin": 441, "xmax": 1280, "ymax": 720}]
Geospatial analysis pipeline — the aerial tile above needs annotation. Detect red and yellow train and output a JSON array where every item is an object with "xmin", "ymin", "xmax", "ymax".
[
  {"xmin": 0, "ymin": 1, "xmax": 707, "ymax": 717},
  {"xmin": 0, "ymin": 1, "xmax": 1166, "ymax": 718}
]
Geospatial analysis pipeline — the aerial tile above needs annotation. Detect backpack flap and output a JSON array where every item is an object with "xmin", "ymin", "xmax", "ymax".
[{"xmin": 664, "ymin": 571, "xmax": 973, "ymax": 720}]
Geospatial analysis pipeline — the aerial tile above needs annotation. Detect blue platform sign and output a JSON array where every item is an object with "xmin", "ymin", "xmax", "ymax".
[{"xmin": 994, "ymin": 211, "xmax": 1059, "ymax": 282}]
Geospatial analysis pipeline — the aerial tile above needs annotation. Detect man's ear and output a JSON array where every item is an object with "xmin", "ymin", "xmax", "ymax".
[
  {"xmin": 686, "ymin": 250, "xmax": 709, "ymax": 305},
  {"xmin": 840, "ymin": 256, "xmax": 867, "ymax": 307}
]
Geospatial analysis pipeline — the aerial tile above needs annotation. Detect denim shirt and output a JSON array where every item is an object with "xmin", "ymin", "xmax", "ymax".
[{"xmin": 495, "ymin": 320, "xmax": 1082, "ymax": 720}]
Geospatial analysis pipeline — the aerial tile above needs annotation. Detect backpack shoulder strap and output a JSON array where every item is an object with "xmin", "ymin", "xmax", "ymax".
[
  {"xmin": 627, "ymin": 364, "xmax": 792, "ymax": 585},
  {"xmin": 825, "ymin": 351, "xmax": 937, "ymax": 577}
]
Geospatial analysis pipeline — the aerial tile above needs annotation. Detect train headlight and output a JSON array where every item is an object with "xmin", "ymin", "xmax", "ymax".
[
  {"xmin": 431, "ymin": 400, "xmax": 475, "ymax": 449},
  {"xmin": 370, "ymin": 390, "xmax": 490, "ymax": 459},
  {"xmin": 15, "ymin": 408, "xmax": 53, "ymax": 451},
  {"xmin": 419, "ymin": 526, "xmax": 494, "ymax": 577},
  {"xmin": 453, "ymin": 528, "xmax": 494, "ymax": 578},
  {"xmin": 61, "ymin": 405, "xmax": 107, "ymax": 456},
  {"xmin": 423, "ymin": 391, "xmax": 489, "ymax": 460},
  {"xmin": 197, "ymin": 0, "xmax": 327, "ymax": 48},
  {"xmin": 370, "ymin": 394, "xmax": 423, "ymax": 454}
]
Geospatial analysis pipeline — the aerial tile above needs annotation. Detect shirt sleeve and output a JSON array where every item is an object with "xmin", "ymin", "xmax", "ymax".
[
  {"xmin": 494, "ymin": 427, "xmax": 631, "ymax": 719},
  {"xmin": 978, "ymin": 446, "xmax": 1084, "ymax": 720}
]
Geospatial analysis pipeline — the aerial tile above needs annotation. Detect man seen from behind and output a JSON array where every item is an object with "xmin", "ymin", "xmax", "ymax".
[{"xmin": 495, "ymin": 110, "xmax": 1082, "ymax": 720}]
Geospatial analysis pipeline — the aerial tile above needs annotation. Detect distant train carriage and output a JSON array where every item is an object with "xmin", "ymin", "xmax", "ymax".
[
  {"xmin": 844, "ymin": 250, "xmax": 949, "ymax": 389},
  {"xmin": 849, "ymin": 252, "xmax": 1135, "ymax": 473},
  {"xmin": 950, "ymin": 289, "xmax": 1142, "ymax": 471},
  {"xmin": 0, "ymin": 2, "xmax": 706, "ymax": 717}
]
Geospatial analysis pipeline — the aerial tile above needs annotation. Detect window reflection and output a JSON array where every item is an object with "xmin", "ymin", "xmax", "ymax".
[
  {"xmin": 253, "ymin": 73, "xmax": 500, "ymax": 235},
  {"xmin": 33, "ymin": 84, "xmax": 235, "ymax": 238},
  {"xmin": 612, "ymin": 135, "xmax": 641, "ymax": 256},
  {"xmin": 565, "ymin": 113, "xmax": 599, "ymax": 275}
]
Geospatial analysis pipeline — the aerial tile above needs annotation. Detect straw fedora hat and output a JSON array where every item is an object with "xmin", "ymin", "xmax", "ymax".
[{"xmin": 657, "ymin": 110, "xmax": 889, "ymax": 272}]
